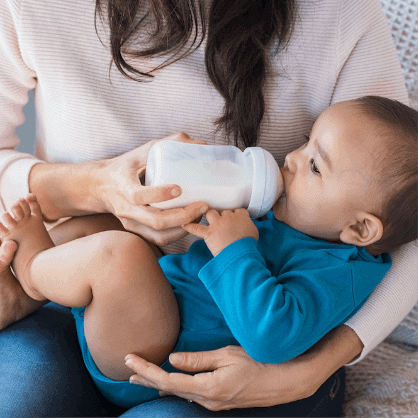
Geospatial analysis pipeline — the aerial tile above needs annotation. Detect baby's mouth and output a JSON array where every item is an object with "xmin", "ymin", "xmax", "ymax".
[{"xmin": 278, "ymin": 190, "xmax": 286, "ymax": 201}]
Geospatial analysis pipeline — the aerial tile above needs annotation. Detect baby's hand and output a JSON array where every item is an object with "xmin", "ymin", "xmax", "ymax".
[{"xmin": 182, "ymin": 209, "xmax": 259, "ymax": 256}]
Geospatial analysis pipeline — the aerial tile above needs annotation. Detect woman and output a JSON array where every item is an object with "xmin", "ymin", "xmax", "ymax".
[{"xmin": 0, "ymin": 0, "xmax": 416, "ymax": 416}]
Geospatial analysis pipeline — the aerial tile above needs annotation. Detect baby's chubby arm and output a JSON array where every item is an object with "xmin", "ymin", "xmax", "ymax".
[{"xmin": 182, "ymin": 209, "xmax": 259, "ymax": 256}]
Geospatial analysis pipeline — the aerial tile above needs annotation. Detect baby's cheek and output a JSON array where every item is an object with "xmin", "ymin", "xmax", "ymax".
[{"xmin": 289, "ymin": 202, "xmax": 320, "ymax": 228}]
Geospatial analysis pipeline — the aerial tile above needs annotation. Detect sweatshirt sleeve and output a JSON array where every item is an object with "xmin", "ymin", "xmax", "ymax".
[
  {"xmin": 331, "ymin": 0, "xmax": 416, "ymax": 364},
  {"xmin": 0, "ymin": 0, "xmax": 43, "ymax": 213},
  {"xmin": 198, "ymin": 237, "xmax": 368, "ymax": 364}
]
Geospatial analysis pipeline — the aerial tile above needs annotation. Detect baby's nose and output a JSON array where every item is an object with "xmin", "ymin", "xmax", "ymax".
[{"xmin": 284, "ymin": 153, "xmax": 296, "ymax": 173}]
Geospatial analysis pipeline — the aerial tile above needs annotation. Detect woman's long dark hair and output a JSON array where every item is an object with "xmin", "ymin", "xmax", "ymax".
[{"xmin": 95, "ymin": 0, "xmax": 297, "ymax": 147}]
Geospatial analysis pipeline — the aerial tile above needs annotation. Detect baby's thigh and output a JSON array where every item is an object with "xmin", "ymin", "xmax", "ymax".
[{"xmin": 82, "ymin": 231, "xmax": 179, "ymax": 381}]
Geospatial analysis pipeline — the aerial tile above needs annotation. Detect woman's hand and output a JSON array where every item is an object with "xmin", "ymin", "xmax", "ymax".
[
  {"xmin": 124, "ymin": 326, "xmax": 363, "ymax": 411},
  {"xmin": 125, "ymin": 345, "xmax": 317, "ymax": 411},
  {"xmin": 95, "ymin": 132, "xmax": 209, "ymax": 246}
]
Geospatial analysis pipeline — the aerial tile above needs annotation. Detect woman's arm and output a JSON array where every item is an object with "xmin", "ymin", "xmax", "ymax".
[
  {"xmin": 27, "ymin": 134, "xmax": 209, "ymax": 246},
  {"xmin": 125, "ymin": 325, "xmax": 362, "ymax": 410},
  {"xmin": 0, "ymin": 0, "xmax": 39, "ymax": 212},
  {"xmin": 0, "ymin": 0, "xmax": 50, "ymax": 328},
  {"xmin": 345, "ymin": 240, "xmax": 418, "ymax": 363},
  {"xmin": 27, "ymin": 139, "xmax": 183, "ymax": 221}
]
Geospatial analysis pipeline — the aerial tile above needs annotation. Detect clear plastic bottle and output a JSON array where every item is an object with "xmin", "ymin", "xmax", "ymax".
[{"xmin": 145, "ymin": 140, "xmax": 284, "ymax": 218}]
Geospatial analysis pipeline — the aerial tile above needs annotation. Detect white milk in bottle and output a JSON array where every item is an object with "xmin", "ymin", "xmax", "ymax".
[{"xmin": 145, "ymin": 140, "xmax": 283, "ymax": 218}]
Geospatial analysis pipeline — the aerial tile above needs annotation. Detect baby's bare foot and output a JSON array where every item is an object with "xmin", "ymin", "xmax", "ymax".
[
  {"xmin": 0, "ymin": 239, "xmax": 17, "ymax": 270},
  {"xmin": 0, "ymin": 194, "xmax": 54, "ymax": 301},
  {"xmin": 0, "ymin": 240, "xmax": 20, "ymax": 329},
  {"xmin": 0, "ymin": 240, "xmax": 46, "ymax": 329}
]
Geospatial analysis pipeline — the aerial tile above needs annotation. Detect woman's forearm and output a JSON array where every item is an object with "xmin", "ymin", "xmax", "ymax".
[
  {"xmin": 345, "ymin": 241, "xmax": 418, "ymax": 362},
  {"xmin": 298, "ymin": 325, "xmax": 363, "ymax": 395},
  {"xmin": 28, "ymin": 161, "xmax": 107, "ymax": 221},
  {"xmin": 27, "ymin": 135, "xmax": 209, "ymax": 245}
]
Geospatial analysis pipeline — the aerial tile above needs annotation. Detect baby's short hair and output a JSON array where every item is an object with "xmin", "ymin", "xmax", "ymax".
[{"xmin": 352, "ymin": 96, "xmax": 417, "ymax": 255}]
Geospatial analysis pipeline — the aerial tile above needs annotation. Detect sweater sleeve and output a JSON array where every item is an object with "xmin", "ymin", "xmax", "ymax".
[
  {"xmin": 345, "ymin": 240, "xmax": 418, "ymax": 365},
  {"xmin": 198, "ymin": 237, "xmax": 372, "ymax": 364},
  {"xmin": 0, "ymin": 0, "xmax": 43, "ymax": 213}
]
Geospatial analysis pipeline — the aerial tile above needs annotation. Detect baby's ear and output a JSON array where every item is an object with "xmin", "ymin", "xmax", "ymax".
[{"xmin": 340, "ymin": 213, "xmax": 383, "ymax": 247}]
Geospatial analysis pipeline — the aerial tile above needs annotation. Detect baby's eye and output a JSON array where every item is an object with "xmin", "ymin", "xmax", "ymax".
[{"xmin": 310, "ymin": 159, "xmax": 320, "ymax": 174}]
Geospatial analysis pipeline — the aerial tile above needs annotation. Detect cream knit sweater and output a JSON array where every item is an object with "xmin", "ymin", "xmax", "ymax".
[{"xmin": 0, "ymin": 0, "xmax": 417, "ymax": 364}]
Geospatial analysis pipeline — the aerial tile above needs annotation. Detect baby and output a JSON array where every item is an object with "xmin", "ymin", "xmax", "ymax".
[{"xmin": 0, "ymin": 96, "xmax": 416, "ymax": 408}]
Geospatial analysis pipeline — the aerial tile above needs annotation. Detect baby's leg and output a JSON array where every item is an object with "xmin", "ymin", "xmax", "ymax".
[
  {"xmin": 0, "ymin": 195, "xmax": 179, "ymax": 381},
  {"xmin": 48, "ymin": 213, "xmax": 126, "ymax": 245},
  {"xmin": 48, "ymin": 213, "xmax": 163, "ymax": 257}
]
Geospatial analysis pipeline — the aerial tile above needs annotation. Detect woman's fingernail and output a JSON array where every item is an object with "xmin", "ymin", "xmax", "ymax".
[
  {"xmin": 171, "ymin": 188, "xmax": 181, "ymax": 197},
  {"xmin": 125, "ymin": 359, "xmax": 133, "ymax": 367},
  {"xmin": 199, "ymin": 206, "xmax": 208, "ymax": 215},
  {"xmin": 169, "ymin": 353, "xmax": 184, "ymax": 364}
]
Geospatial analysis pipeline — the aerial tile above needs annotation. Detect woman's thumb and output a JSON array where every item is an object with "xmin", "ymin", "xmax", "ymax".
[{"xmin": 169, "ymin": 351, "xmax": 221, "ymax": 372}]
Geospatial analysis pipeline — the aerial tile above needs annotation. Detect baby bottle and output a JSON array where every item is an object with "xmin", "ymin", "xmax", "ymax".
[{"xmin": 145, "ymin": 140, "xmax": 284, "ymax": 218}]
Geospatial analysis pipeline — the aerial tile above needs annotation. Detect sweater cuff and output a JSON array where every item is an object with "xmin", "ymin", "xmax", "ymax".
[
  {"xmin": 199, "ymin": 237, "xmax": 260, "ymax": 289},
  {"xmin": 0, "ymin": 157, "xmax": 44, "ymax": 212}
]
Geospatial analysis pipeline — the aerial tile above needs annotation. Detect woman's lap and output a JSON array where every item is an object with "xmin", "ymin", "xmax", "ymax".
[
  {"xmin": 0, "ymin": 302, "xmax": 117, "ymax": 417},
  {"xmin": 0, "ymin": 302, "xmax": 345, "ymax": 417}
]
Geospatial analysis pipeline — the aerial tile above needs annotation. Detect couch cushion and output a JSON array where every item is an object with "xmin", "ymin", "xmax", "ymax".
[
  {"xmin": 343, "ymin": 340, "xmax": 418, "ymax": 417},
  {"xmin": 381, "ymin": 0, "xmax": 418, "ymax": 109},
  {"xmin": 388, "ymin": 304, "xmax": 418, "ymax": 347}
]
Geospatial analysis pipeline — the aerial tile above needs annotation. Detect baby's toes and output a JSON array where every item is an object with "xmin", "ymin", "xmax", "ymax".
[
  {"xmin": 11, "ymin": 201, "xmax": 25, "ymax": 221},
  {"xmin": 0, "ymin": 240, "xmax": 17, "ymax": 268},
  {"xmin": 18, "ymin": 198, "xmax": 32, "ymax": 218},
  {"xmin": 1, "ymin": 212, "xmax": 17, "ymax": 230},
  {"xmin": 0, "ymin": 219, "xmax": 10, "ymax": 237},
  {"xmin": 26, "ymin": 194, "xmax": 42, "ymax": 217}
]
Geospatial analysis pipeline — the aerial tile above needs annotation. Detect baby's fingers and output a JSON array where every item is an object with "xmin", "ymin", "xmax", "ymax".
[{"xmin": 182, "ymin": 222, "xmax": 209, "ymax": 239}]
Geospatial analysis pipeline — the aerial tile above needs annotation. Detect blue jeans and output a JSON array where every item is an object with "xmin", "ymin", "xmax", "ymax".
[{"xmin": 0, "ymin": 303, "xmax": 345, "ymax": 417}]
